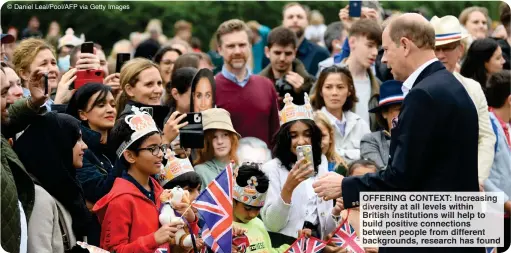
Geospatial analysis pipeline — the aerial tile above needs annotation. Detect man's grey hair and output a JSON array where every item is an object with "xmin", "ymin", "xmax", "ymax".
[
  {"xmin": 324, "ymin": 21, "xmax": 344, "ymax": 54},
  {"xmin": 237, "ymin": 137, "xmax": 272, "ymax": 163}
]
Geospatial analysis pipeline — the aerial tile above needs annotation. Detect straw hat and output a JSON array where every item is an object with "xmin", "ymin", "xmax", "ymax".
[
  {"xmin": 201, "ymin": 108, "xmax": 241, "ymax": 138},
  {"xmin": 430, "ymin": 15, "xmax": 470, "ymax": 46}
]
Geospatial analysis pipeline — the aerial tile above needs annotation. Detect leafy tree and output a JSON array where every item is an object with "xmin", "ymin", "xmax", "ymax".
[{"xmin": 1, "ymin": 1, "xmax": 502, "ymax": 54}]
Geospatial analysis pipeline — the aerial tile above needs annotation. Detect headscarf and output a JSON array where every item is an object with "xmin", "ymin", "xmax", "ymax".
[{"xmin": 14, "ymin": 112, "xmax": 90, "ymax": 238}]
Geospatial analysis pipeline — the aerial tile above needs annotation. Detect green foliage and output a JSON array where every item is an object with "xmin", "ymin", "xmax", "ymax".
[{"xmin": 1, "ymin": 1, "xmax": 502, "ymax": 54}]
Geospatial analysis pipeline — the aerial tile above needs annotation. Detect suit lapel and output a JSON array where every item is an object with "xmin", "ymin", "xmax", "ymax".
[{"xmin": 413, "ymin": 61, "xmax": 445, "ymax": 87}]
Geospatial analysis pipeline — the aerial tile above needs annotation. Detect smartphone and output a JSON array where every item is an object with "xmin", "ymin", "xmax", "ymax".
[
  {"xmin": 116, "ymin": 53, "xmax": 131, "ymax": 73},
  {"xmin": 179, "ymin": 112, "xmax": 204, "ymax": 149},
  {"xmin": 296, "ymin": 145, "xmax": 315, "ymax": 177},
  {"xmin": 43, "ymin": 73, "xmax": 49, "ymax": 95},
  {"xmin": 75, "ymin": 69, "xmax": 105, "ymax": 90},
  {"xmin": 349, "ymin": 0, "xmax": 362, "ymax": 17},
  {"xmin": 81, "ymin": 41, "xmax": 94, "ymax": 54}
]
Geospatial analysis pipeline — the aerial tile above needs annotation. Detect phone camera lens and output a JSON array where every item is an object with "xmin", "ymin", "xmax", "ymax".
[{"xmin": 95, "ymin": 72, "xmax": 101, "ymax": 77}]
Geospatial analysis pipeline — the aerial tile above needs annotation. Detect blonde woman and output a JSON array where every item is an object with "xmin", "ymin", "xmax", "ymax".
[
  {"xmin": 314, "ymin": 111, "xmax": 348, "ymax": 175},
  {"xmin": 12, "ymin": 38, "xmax": 95, "ymax": 111},
  {"xmin": 116, "ymin": 58, "xmax": 187, "ymax": 148},
  {"xmin": 305, "ymin": 10, "xmax": 327, "ymax": 46},
  {"xmin": 459, "ymin": 6, "xmax": 490, "ymax": 40}
]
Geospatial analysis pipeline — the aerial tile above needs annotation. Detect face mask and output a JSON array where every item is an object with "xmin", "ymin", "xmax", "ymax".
[
  {"xmin": 335, "ymin": 43, "xmax": 343, "ymax": 50},
  {"xmin": 58, "ymin": 55, "xmax": 70, "ymax": 72}
]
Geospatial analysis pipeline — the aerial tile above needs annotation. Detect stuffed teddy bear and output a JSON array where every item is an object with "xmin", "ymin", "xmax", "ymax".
[{"xmin": 159, "ymin": 187, "xmax": 193, "ymax": 248}]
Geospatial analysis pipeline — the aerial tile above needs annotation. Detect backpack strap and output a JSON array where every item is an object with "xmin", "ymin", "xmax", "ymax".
[{"xmin": 56, "ymin": 205, "xmax": 72, "ymax": 252}]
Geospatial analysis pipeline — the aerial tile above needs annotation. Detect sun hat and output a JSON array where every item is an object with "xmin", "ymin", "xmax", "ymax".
[
  {"xmin": 201, "ymin": 108, "xmax": 241, "ymax": 138},
  {"xmin": 430, "ymin": 15, "xmax": 470, "ymax": 46},
  {"xmin": 369, "ymin": 80, "xmax": 404, "ymax": 113}
]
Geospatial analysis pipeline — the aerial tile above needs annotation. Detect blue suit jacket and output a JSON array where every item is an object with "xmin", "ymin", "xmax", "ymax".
[{"xmin": 341, "ymin": 61, "xmax": 482, "ymax": 253}]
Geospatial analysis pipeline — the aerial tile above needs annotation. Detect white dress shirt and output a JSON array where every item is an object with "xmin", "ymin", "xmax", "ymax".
[{"xmin": 402, "ymin": 58, "xmax": 439, "ymax": 97}]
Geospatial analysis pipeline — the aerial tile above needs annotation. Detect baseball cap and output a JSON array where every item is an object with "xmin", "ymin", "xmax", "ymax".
[{"xmin": 1, "ymin": 34, "xmax": 15, "ymax": 43}]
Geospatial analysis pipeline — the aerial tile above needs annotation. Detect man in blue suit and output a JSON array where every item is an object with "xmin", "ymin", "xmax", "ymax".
[{"xmin": 313, "ymin": 13, "xmax": 482, "ymax": 253}]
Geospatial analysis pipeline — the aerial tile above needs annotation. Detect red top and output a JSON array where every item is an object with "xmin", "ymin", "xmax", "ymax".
[
  {"xmin": 93, "ymin": 177, "xmax": 199, "ymax": 253},
  {"xmin": 215, "ymin": 73, "xmax": 280, "ymax": 147}
]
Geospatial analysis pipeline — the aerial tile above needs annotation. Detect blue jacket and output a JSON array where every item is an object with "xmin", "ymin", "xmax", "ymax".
[
  {"xmin": 76, "ymin": 125, "xmax": 118, "ymax": 246},
  {"xmin": 297, "ymin": 38, "xmax": 330, "ymax": 75},
  {"xmin": 76, "ymin": 125, "xmax": 117, "ymax": 203}
]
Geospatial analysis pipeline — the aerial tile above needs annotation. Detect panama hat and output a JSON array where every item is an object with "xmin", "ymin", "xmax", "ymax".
[
  {"xmin": 430, "ymin": 15, "xmax": 470, "ymax": 46},
  {"xmin": 369, "ymin": 80, "xmax": 404, "ymax": 113},
  {"xmin": 201, "ymin": 108, "xmax": 241, "ymax": 138}
]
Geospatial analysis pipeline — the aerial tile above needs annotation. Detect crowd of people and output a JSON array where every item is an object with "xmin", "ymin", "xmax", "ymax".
[{"xmin": 1, "ymin": 1, "xmax": 510, "ymax": 253}]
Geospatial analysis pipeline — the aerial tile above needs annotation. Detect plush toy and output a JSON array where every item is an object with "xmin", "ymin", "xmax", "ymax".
[{"xmin": 159, "ymin": 187, "xmax": 194, "ymax": 248}]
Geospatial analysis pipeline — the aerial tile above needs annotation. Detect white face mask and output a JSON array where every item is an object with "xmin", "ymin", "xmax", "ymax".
[
  {"xmin": 58, "ymin": 55, "xmax": 70, "ymax": 72},
  {"xmin": 335, "ymin": 43, "xmax": 343, "ymax": 50}
]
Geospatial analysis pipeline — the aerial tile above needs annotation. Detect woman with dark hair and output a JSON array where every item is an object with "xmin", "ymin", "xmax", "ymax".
[
  {"xmin": 360, "ymin": 80, "xmax": 404, "ymax": 170},
  {"xmin": 162, "ymin": 52, "xmax": 215, "ymax": 108},
  {"xmin": 261, "ymin": 93, "xmax": 336, "ymax": 247},
  {"xmin": 310, "ymin": 66, "xmax": 370, "ymax": 164},
  {"xmin": 93, "ymin": 106, "xmax": 195, "ymax": 252},
  {"xmin": 165, "ymin": 67, "xmax": 197, "ymax": 111},
  {"xmin": 65, "ymin": 83, "xmax": 118, "ymax": 246},
  {"xmin": 14, "ymin": 112, "xmax": 89, "ymax": 253},
  {"xmin": 461, "ymin": 38, "xmax": 505, "ymax": 91},
  {"xmin": 153, "ymin": 46, "xmax": 183, "ymax": 87},
  {"xmin": 190, "ymin": 68, "xmax": 216, "ymax": 112}
]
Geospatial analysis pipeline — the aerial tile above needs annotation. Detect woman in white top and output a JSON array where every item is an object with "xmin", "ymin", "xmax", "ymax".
[
  {"xmin": 310, "ymin": 66, "xmax": 370, "ymax": 164},
  {"xmin": 261, "ymin": 93, "xmax": 336, "ymax": 248}
]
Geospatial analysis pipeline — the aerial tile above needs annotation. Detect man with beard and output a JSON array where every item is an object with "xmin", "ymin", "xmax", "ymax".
[
  {"xmin": 282, "ymin": 3, "xmax": 329, "ymax": 76},
  {"xmin": 214, "ymin": 19, "xmax": 280, "ymax": 148},
  {"xmin": 259, "ymin": 27, "xmax": 315, "ymax": 109},
  {"xmin": 1, "ymin": 65, "xmax": 48, "ymax": 253}
]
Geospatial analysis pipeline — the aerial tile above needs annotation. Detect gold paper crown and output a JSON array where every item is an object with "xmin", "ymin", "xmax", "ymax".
[
  {"xmin": 279, "ymin": 93, "xmax": 314, "ymax": 126},
  {"xmin": 233, "ymin": 165, "xmax": 267, "ymax": 207},
  {"xmin": 156, "ymin": 150, "xmax": 195, "ymax": 186},
  {"xmin": 116, "ymin": 106, "xmax": 160, "ymax": 158}
]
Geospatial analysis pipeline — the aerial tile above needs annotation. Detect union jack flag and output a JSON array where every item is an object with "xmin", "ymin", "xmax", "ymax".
[
  {"xmin": 328, "ymin": 220, "xmax": 364, "ymax": 253},
  {"xmin": 286, "ymin": 235, "xmax": 326, "ymax": 253},
  {"xmin": 154, "ymin": 248, "xmax": 168, "ymax": 253},
  {"xmin": 192, "ymin": 163, "xmax": 234, "ymax": 253},
  {"xmin": 486, "ymin": 247, "xmax": 497, "ymax": 253}
]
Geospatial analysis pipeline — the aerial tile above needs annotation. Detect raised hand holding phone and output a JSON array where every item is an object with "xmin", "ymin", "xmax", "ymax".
[
  {"xmin": 54, "ymin": 68, "xmax": 77, "ymax": 104},
  {"xmin": 27, "ymin": 67, "xmax": 50, "ymax": 107},
  {"xmin": 163, "ymin": 111, "xmax": 189, "ymax": 144}
]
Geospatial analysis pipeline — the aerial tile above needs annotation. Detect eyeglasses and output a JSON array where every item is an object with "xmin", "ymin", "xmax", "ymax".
[
  {"xmin": 137, "ymin": 144, "xmax": 168, "ymax": 156},
  {"xmin": 435, "ymin": 43, "xmax": 460, "ymax": 53}
]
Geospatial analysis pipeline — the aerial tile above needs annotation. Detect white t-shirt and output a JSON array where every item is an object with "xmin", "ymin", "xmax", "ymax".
[{"xmin": 354, "ymin": 77, "xmax": 371, "ymax": 126}]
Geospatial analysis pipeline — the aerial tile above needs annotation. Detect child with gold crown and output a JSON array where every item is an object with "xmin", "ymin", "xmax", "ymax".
[
  {"xmin": 260, "ymin": 93, "xmax": 337, "ymax": 247},
  {"xmin": 156, "ymin": 149, "xmax": 204, "ymax": 253}
]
